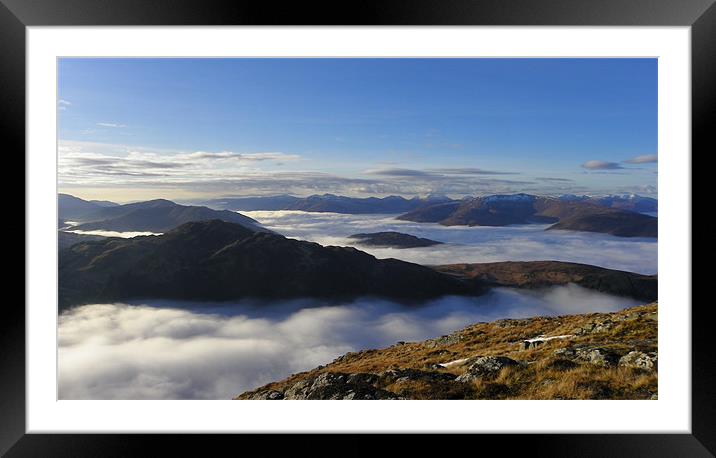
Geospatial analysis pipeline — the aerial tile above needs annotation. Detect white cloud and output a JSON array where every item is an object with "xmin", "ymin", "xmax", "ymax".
[
  {"xmin": 66, "ymin": 229, "xmax": 161, "ymax": 238},
  {"xmin": 58, "ymin": 285, "xmax": 641, "ymax": 399},
  {"xmin": 97, "ymin": 122, "xmax": 127, "ymax": 128},
  {"xmin": 57, "ymin": 140, "xmax": 656, "ymax": 199},
  {"xmin": 581, "ymin": 160, "xmax": 624, "ymax": 170},
  {"xmin": 58, "ymin": 140, "xmax": 305, "ymax": 188},
  {"xmin": 187, "ymin": 151, "xmax": 300, "ymax": 162},
  {"xmin": 623, "ymin": 154, "xmax": 658, "ymax": 164}
]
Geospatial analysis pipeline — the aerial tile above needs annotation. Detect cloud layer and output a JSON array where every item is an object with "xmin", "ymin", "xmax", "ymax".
[
  {"xmin": 58, "ymin": 140, "xmax": 303, "ymax": 189},
  {"xmin": 243, "ymin": 211, "xmax": 658, "ymax": 274},
  {"xmin": 67, "ymin": 229, "xmax": 161, "ymax": 238},
  {"xmin": 624, "ymin": 154, "xmax": 658, "ymax": 164},
  {"xmin": 59, "ymin": 141, "xmax": 658, "ymax": 200},
  {"xmin": 581, "ymin": 160, "xmax": 624, "ymax": 170},
  {"xmin": 58, "ymin": 285, "xmax": 642, "ymax": 400}
]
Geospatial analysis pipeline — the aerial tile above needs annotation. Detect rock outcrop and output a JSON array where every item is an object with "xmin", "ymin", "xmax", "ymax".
[{"xmin": 454, "ymin": 356, "xmax": 523, "ymax": 382}]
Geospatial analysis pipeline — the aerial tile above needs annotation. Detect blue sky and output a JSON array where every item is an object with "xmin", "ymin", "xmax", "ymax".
[{"xmin": 58, "ymin": 58, "xmax": 657, "ymax": 202}]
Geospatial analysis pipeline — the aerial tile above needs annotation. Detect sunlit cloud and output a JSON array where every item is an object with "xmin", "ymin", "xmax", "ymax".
[
  {"xmin": 186, "ymin": 151, "xmax": 300, "ymax": 162},
  {"xmin": 366, "ymin": 167, "xmax": 436, "ymax": 177},
  {"xmin": 66, "ymin": 229, "xmax": 161, "ymax": 238},
  {"xmin": 581, "ymin": 160, "xmax": 624, "ymax": 170},
  {"xmin": 58, "ymin": 140, "xmax": 657, "ymax": 200},
  {"xmin": 535, "ymin": 177, "xmax": 574, "ymax": 182},
  {"xmin": 97, "ymin": 122, "xmax": 127, "ymax": 128},
  {"xmin": 428, "ymin": 168, "xmax": 518, "ymax": 176},
  {"xmin": 623, "ymin": 154, "xmax": 658, "ymax": 164}
]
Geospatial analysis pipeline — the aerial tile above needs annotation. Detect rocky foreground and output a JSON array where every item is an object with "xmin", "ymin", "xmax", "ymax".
[{"xmin": 237, "ymin": 302, "xmax": 657, "ymax": 400}]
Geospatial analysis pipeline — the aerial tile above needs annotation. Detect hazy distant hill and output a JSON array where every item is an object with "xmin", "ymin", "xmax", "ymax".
[
  {"xmin": 545, "ymin": 211, "xmax": 657, "ymax": 237},
  {"xmin": 58, "ymin": 231, "xmax": 108, "ymax": 251},
  {"xmin": 58, "ymin": 193, "xmax": 119, "ymax": 220},
  {"xmin": 559, "ymin": 194, "xmax": 657, "ymax": 214},
  {"xmin": 203, "ymin": 195, "xmax": 302, "ymax": 211},
  {"xmin": 58, "ymin": 220, "xmax": 478, "ymax": 308},
  {"xmin": 203, "ymin": 194, "xmax": 453, "ymax": 214},
  {"xmin": 398, "ymin": 194, "xmax": 657, "ymax": 237},
  {"xmin": 64, "ymin": 196, "xmax": 267, "ymax": 233}
]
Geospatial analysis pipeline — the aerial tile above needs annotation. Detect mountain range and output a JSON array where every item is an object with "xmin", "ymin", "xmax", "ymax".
[
  {"xmin": 58, "ymin": 193, "xmax": 120, "ymax": 220},
  {"xmin": 397, "ymin": 194, "xmax": 657, "ymax": 237},
  {"xmin": 60, "ymin": 193, "xmax": 656, "ymax": 237},
  {"xmin": 201, "ymin": 193, "xmax": 656, "ymax": 216},
  {"xmin": 202, "ymin": 193, "xmax": 453, "ymax": 214},
  {"xmin": 58, "ymin": 219, "xmax": 478, "ymax": 308},
  {"xmin": 59, "ymin": 218, "xmax": 657, "ymax": 308},
  {"xmin": 558, "ymin": 194, "xmax": 657, "ymax": 214}
]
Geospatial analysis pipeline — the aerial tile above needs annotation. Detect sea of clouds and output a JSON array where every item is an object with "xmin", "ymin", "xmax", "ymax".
[
  {"xmin": 59, "ymin": 285, "xmax": 642, "ymax": 400},
  {"xmin": 242, "ymin": 211, "xmax": 658, "ymax": 274}
]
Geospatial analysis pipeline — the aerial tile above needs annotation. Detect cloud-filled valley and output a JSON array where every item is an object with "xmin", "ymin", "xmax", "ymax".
[
  {"xmin": 58, "ymin": 285, "xmax": 642, "ymax": 400},
  {"xmin": 242, "ymin": 211, "xmax": 658, "ymax": 275}
]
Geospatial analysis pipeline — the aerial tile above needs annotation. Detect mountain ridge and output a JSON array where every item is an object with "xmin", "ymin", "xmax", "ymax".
[
  {"xmin": 202, "ymin": 193, "xmax": 452, "ymax": 214},
  {"xmin": 58, "ymin": 219, "xmax": 479, "ymax": 308},
  {"xmin": 434, "ymin": 261, "xmax": 656, "ymax": 302}
]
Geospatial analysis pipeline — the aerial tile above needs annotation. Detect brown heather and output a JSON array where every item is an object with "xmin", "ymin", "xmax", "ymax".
[{"xmin": 237, "ymin": 302, "xmax": 657, "ymax": 400}]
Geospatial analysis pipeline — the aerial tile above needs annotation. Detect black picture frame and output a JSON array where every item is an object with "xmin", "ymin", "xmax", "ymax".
[{"xmin": 2, "ymin": 0, "xmax": 710, "ymax": 455}]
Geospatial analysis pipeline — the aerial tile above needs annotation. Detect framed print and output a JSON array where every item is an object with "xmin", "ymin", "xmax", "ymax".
[{"xmin": 3, "ymin": 0, "xmax": 712, "ymax": 455}]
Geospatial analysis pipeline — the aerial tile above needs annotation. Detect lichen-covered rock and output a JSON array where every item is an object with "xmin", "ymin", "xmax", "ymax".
[
  {"xmin": 281, "ymin": 372, "xmax": 398, "ymax": 400},
  {"xmin": 573, "ymin": 319, "xmax": 614, "ymax": 335},
  {"xmin": 380, "ymin": 368, "xmax": 457, "ymax": 384},
  {"xmin": 424, "ymin": 333, "xmax": 462, "ymax": 348},
  {"xmin": 455, "ymin": 356, "xmax": 522, "ymax": 382},
  {"xmin": 554, "ymin": 346, "xmax": 620, "ymax": 367},
  {"xmin": 247, "ymin": 390, "xmax": 284, "ymax": 400},
  {"xmin": 619, "ymin": 351, "xmax": 657, "ymax": 371}
]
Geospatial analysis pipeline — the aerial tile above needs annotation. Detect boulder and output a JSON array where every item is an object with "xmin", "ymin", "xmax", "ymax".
[
  {"xmin": 573, "ymin": 319, "xmax": 614, "ymax": 335},
  {"xmin": 424, "ymin": 333, "xmax": 462, "ymax": 348},
  {"xmin": 619, "ymin": 351, "xmax": 657, "ymax": 371},
  {"xmin": 455, "ymin": 356, "xmax": 522, "ymax": 382},
  {"xmin": 283, "ymin": 372, "xmax": 398, "ymax": 400},
  {"xmin": 380, "ymin": 368, "xmax": 457, "ymax": 384},
  {"xmin": 554, "ymin": 346, "xmax": 620, "ymax": 367},
  {"xmin": 250, "ymin": 390, "xmax": 284, "ymax": 400}
]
